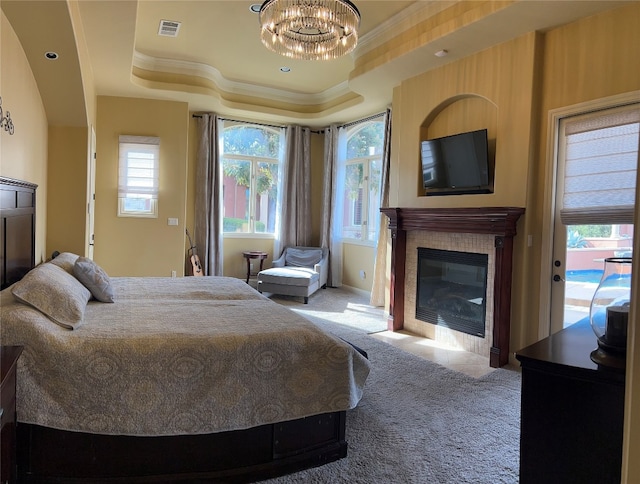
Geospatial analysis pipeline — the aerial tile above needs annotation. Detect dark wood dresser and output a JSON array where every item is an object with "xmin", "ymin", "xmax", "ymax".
[
  {"xmin": 515, "ymin": 320, "xmax": 625, "ymax": 484},
  {"xmin": 1, "ymin": 347, "xmax": 23, "ymax": 484}
]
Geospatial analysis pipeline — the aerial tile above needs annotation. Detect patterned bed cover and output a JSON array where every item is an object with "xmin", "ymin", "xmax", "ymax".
[{"xmin": 0, "ymin": 276, "xmax": 370, "ymax": 436}]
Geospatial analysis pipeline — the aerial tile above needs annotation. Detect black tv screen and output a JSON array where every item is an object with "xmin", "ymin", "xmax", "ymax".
[{"xmin": 421, "ymin": 129, "xmax": 492, "ymax": 196}]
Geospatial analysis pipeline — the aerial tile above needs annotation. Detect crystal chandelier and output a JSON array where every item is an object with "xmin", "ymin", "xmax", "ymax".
[{"xmin": 259, "ymin": 0, "xmax": 361, "ymax": 61}]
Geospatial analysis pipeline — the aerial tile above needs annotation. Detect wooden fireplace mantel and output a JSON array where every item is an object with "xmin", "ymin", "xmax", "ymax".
[{"xmin": 380, "ymin": 207, "xmax": 525, "ymax": 368}]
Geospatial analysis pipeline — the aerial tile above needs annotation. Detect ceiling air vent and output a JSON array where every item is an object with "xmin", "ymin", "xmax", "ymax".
[{"xmin": 158, "ymin": 20, "xmax": 181, "ymax": 37}]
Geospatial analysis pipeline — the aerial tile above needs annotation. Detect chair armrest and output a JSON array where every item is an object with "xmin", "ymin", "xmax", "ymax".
[
  {"xmin": 272, "ymin": 253, "xmax": 286, "ymax": 268},
  {"xmin": 315, "ymin": 253, "xmax": 329, "ymax": 287}
]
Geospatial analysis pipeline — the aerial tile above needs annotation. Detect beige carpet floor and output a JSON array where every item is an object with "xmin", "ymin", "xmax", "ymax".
[
  {"xmin": 263, "ymin": 286, "xmax": 388, "ymax": 334},
  {"xmin": 262, "ymin": 286, "xmax": 521, "ymax": 483}
]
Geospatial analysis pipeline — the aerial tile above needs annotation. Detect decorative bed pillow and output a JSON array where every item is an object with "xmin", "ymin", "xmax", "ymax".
[
  {"xmin": 49, "ymin": 252, "xmax": 80, "ymax": 274},
  {"xmin": 285, "ymin": 248, "xmax": 323, "ymax": 267},
  {"xmin": 73, "ymin": 257, "xmax": 115, "ymax": 303},
  {"xmin": 11, "ymin": 262, "xmax": 91, "ymax": 329}
]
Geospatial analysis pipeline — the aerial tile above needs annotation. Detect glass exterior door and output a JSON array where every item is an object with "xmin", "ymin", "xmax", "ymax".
[{"xmin": 549, "ymin": 103, "xmax": 638, "ymax": 335}]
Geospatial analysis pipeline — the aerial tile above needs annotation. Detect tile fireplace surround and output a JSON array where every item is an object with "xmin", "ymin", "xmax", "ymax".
[{"xmin": 381, "ymin": 207, "xmax": 525, "ymax": 368}]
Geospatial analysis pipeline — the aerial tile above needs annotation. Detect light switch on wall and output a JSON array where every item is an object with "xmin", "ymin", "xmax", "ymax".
[{"xmin": 167, "ymin": 218, "xmax": 178, "ymax": 226}]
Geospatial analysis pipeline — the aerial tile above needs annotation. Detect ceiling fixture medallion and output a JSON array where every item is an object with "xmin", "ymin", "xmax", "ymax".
[{"xmin": 259, "ymin": 0, "xmax": 360, "ymax": 61}]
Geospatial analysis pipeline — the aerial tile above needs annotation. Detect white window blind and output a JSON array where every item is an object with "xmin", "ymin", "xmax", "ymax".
[
  {"xmin": 560, "ymin": 107, "xmax": 640, "ymax": 225},
  {"xmin": 118, "ymin": 135, "xmax": 160, "ymax": 199}
]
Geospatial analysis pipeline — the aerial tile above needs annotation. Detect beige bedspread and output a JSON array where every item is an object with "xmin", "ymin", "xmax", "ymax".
[{"xmin": 0, "ymin": 276, "xmax": 370, "ymax": 436}]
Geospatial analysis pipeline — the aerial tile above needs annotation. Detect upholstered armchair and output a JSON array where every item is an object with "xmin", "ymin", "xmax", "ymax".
[{"xmin": 257, "ymin": 246, "xmax": 328, "ymax": 304}]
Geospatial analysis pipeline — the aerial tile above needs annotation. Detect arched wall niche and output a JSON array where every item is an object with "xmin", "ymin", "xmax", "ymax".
[{"xmin": 418, "ymin": 95, "xmax": 498, "ymax": 196}]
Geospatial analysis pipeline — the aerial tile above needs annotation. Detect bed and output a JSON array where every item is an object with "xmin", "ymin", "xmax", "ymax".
[{"xmin": 0, "ymin": 177, "xmax": 370, "ymax": 482}]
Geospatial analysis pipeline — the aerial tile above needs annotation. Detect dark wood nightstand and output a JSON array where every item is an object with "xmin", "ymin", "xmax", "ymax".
[
  {"xmin": 516, "ymin": 321, "xmax": 624, "ymax": 484},
  {"xmin": 1, "ymin": 346, "xmax": 23, "ymax": 484}
]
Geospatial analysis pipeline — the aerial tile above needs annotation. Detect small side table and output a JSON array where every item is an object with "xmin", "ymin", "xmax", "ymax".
[{"xmin": 242, "ymin": 251, "xmax": 268, "ymax": 283}]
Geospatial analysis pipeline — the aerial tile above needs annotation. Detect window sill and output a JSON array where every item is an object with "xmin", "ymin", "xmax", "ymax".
[
  {"xmin": 224, "ymin": 232, "xmax": 275, "ymax": 240},
  {"xmin": 341, "ymin": 238, "xmax": 377, "ymax": 248}
]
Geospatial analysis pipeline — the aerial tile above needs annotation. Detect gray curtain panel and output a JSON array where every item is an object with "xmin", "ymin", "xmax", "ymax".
[
  {"xmin": 277, "ymin": 125, "xmax": 312, "ymax": 256},
  {"xmin": 320, "ymin": 124, "xmax": 343, "ymax": 287},
  {"xmin": 194, "ymin": 113, "xmax": 223, "ymax": 276},
  {"xmin": 370, "ymin": 108, "xmax": 392, "ymax": 307}
]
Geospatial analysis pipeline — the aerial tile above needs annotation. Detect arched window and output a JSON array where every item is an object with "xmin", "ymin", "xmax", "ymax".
[
  {"xmin": 221, "ymin": 122, "xmax": 284, "ymax": 235},
  {"xmin": 339, "ymin": 117, "xmax": 385, "ymax": 242}
]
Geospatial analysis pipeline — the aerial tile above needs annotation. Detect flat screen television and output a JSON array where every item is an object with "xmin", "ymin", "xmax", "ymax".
[{"xmin": 421, "ymin": 128, "xmax": 492, "ymax": 196}]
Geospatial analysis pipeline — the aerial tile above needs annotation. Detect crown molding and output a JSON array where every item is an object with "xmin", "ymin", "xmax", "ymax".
[
  {"xmin": 355, "ymin": 0, "xmax": 456, "ymax": 56},
  {"xmin": 132, "ymin": 51, "xmax": 353, "ymax": 106}
]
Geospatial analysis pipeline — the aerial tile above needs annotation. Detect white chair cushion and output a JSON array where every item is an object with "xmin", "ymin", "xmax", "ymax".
[{"xmin": 258, "ymin": 267, "xmax": 319, "ymax": 287}]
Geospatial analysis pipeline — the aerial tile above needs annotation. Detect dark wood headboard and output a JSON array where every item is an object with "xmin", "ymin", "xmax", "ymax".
[{"xmin": 0, "ymin": 176, "xmax": 37, "ymax": 289}]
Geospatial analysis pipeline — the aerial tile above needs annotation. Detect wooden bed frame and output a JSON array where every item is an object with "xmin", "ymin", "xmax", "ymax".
[
  {"xmin": 0, "ymin": 177, "xmax": 349, "ymax": 482},
  {"xmin": 0, "ymin": 177, "xmax": 36, "ymax": 291}
]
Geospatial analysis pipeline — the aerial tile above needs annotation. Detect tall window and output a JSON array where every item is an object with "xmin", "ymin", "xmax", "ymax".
[
  {"xmin": 340, "ymin": 117, "xmax": 385, "ymax": 242},
  {"xmin": 221, "ymin": 122, "xmax": 284, "ymax": 235},
  {"xmin": 118, "ymin": 135, "xmax": 159, "ymax": 217}
]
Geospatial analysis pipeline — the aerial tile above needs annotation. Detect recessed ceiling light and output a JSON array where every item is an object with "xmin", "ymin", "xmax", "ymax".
[
  {"xmin": 44, "ymin": 51, "xmax": 59, "ymax": 60},
  {"xmin": 435, "ymin": 49, "xmax": 449, "ymax": 57},
  {"xmin": 249, "ymin": 4, "xmax": 261, "ymax": 13},
  {"xmin": 280, "ymin": 67, "xmax": 291, "ymax": 73}
]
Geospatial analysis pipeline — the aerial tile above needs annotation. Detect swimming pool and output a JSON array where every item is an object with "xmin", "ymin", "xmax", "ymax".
[{"xmin": 565, "ymin": 269, "xmax": 603, "ymax": 284}]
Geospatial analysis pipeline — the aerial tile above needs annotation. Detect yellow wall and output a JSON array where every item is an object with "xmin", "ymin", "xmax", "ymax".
[
  {"xmin": 0, "ymin": 12, "xmax": 48, "ymax": 264},
  {"xmin": 223, "ymin": 238, "xmax": 274, "ymax": 280},
  {"xmin": 391, "ymin": 31, "xmax": 538, "ymax": 354},
  {"xmin": 94, "ymin": 96, "xmax": 189, "ymax": 276},
  {"xmin": 342, "ymin": 243, "xmax": 376, "ymax": 291},
  {"xmin": 67, "ymin": 0, "xmax": 96, "ymax": 126},
  {"xmin": 391, "ymin": 31, "xmax": 537, "ymax": 210},
  {"xmin": 46, "ymin": 126, "xmax": 88, "ymax": 257},
  {"xmin": 68, "ymin": 0, "xmax": 98, "ymax": 258}
]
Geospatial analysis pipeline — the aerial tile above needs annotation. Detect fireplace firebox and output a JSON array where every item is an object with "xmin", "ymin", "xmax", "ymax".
[{"xmin": 416, "ymin": 248, "xmax": 488, "ymax": 337}]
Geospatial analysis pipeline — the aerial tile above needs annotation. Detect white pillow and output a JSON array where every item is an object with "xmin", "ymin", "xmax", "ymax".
[{"xmin": 11, "ymin": 262, "xmax": 91, "ymax": 329}]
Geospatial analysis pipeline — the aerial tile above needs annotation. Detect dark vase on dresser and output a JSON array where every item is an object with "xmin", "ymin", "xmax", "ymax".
[{"xmin": 516, "ymin": 320, "xmax": 624, "ymax": 484}]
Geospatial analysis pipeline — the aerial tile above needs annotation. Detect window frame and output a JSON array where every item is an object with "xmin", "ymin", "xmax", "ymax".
[
  {"xmin": 339, "ymin": 118, "xmax": 385, "ymax": 245},
  {"xmin": 221, "ymin": 123, "xmax": 284, "ymax": 238},
  {"xmin": 117, "ymin": 135, "xmax": 160, "ymax": 218}
]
